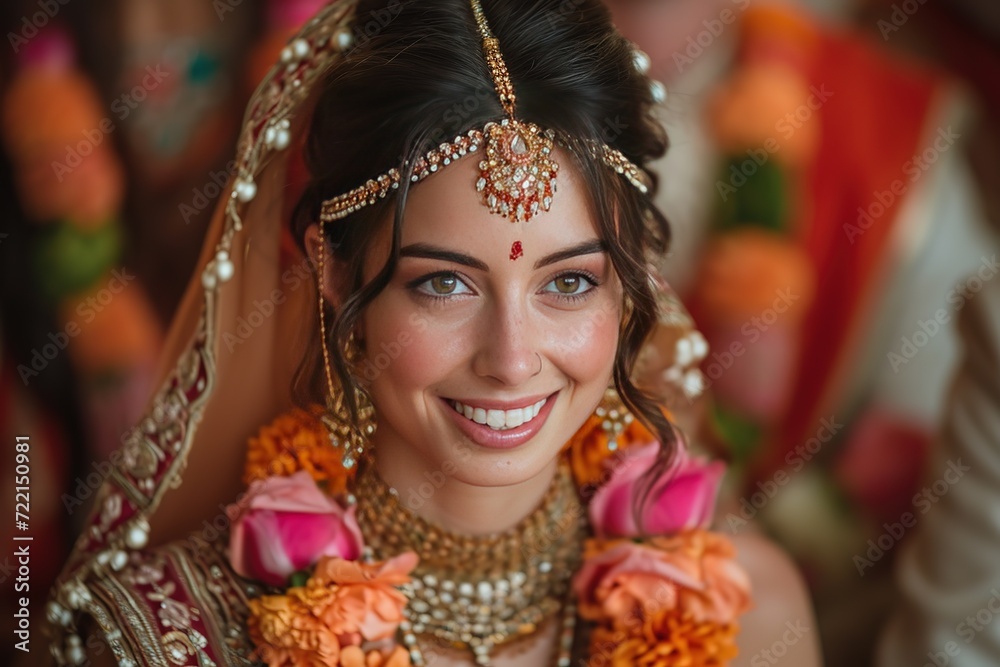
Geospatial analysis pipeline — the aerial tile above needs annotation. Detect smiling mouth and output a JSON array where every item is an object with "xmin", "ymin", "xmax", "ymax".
[{"xmin": 450, "ymin": 398, "xmax": 549, "ymax": 431}]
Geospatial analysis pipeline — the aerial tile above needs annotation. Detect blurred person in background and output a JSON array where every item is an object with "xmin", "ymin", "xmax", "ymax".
[
  {"xmin": 858, "ymin": 2, "xmax": 1000, "ymax": 665},
  {"xmin": 604, "ymin": 0, "xmax": 999, "ymax": 664}
]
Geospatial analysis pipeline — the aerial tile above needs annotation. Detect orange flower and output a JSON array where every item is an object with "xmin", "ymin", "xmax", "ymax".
[
  {"xmin": 563, "ymin": 412, "xmax": 657, "ymax": 490},
  {"xmin": 306, "ymin": 553, "xmax": 419, "ymax": 641},
  {"xmin": 646, "ymin": 532, "xmax": 752, "ymax": 625},
  {"xmin": 244, "ymin": 406, "xmax": 352, "ymax": 494},
  {"xmin": 589, "ymin": 611, "xmax": 740, "ymax": 667},
  {"xmin": 247, "ymin": 594, "xmax": 342, "ymax": 667},
  {"xmin": 575, "ymin": 531, "xmax": 751, "ymax": 630},
  {"xmin": 575, "ymin": 539, "xmax": 700, "ymax": 627},
  {"xmin": 340, "ymin": 646, "xmax": 412, "ymax": 667}
]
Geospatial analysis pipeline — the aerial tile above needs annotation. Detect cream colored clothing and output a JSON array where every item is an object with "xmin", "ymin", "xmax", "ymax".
[{"xmin": 877, "ymin": 257, "xmax": 1000, "ymax": 665}]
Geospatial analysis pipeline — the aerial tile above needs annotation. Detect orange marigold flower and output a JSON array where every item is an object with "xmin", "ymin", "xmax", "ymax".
[
  {"xmin": 589, "ymin": 611, "xmax": 740, "ymax": 667},
  {"xmin": 563, "ymin": 412, "xmax": 658, "ymax": 490},
  {"xmin": 244, "ymin": 406, "xmax": 352, "ymax": 494},
  {"xmin": 247, "ymin": 593, "xmax": 342, "ymax": 667}
]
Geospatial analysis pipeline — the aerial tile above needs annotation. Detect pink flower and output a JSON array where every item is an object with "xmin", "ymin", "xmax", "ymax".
[
  {"xmin": 230, "ymin": 470, "xmax": 364, "ymax": 587},
  {"xmin": 590, "ymin": 442, "xmax": 725, "ymax": 538}
]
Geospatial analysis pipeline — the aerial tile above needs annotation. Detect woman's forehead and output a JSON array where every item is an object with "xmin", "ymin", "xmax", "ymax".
[{"xmin": 398, "ymin": 147, "xmax": 601, "ymax": 263}]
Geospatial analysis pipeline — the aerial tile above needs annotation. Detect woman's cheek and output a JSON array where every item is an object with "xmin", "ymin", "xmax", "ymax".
[
  {"xmin": 546, "ymin": 298, "xmax": 620, "ymax": 379},
  {"xmin": 363, "ymin": 300, "xmax": 465, "ymax": 391}
]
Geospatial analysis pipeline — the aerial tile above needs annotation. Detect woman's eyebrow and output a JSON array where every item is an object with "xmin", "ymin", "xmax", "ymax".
[
  {"xmin": 399, "ymin": 243, "xmax": 490, "ymax": 271},
  {"xmin": 533, "ymin": 239, "xmax": 606, "ymax": 269},
  {"xmin": 398, "ymin": 238, "xmax": 607, "ymax": 272}
]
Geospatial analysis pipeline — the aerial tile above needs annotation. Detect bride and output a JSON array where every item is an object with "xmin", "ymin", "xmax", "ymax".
[{"xmin": 45, "ymin": 0, "xmax": 821, "ymax": 665}]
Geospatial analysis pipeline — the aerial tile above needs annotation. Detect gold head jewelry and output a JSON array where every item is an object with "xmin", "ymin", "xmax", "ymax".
[{"xmin": 319, "ymin": 0, "xmax": 650, "ymax": 225}]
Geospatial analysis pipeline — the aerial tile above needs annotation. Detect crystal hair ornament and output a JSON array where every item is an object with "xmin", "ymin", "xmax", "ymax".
[{"xmin": 320, "ymin": 0, "xmax": 654, "ymax": 225}]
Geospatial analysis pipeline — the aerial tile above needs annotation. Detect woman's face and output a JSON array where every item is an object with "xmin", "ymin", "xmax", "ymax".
[{"xmin": 357, "ymin": 150, "xmax": 622, "ymax": 490}]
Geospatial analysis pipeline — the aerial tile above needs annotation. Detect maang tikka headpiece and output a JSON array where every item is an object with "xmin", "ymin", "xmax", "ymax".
[{"xmin": 319, "ymin": 0, "xmax": 651, "ymax": 225}]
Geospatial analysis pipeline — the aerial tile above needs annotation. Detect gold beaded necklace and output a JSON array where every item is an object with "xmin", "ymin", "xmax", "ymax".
[{"xmin": 353, "ymin": 460, "xmax": 586, "ymax": 666}]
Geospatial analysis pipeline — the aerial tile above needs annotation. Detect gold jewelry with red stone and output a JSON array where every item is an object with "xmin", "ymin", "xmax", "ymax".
[{"xmin": 318, "ymin": 0, "xmax": 651, "ymax": 225}]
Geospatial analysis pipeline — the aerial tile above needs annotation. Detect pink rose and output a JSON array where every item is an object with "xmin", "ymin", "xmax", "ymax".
[
  {"xmin": 590, "ymin": 442, "xmax": 725, "ymax": 538},
  {"xmin": 230, "ymin": 470, "xmax": 364, "ymax": 587}
]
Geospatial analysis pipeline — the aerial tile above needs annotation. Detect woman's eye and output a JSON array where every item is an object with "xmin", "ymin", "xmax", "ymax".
[
  {"xmin": 544, "ymin": 273, "xmax": 596, "ymax": 296},
  {"xmin": 417, "ymin": 273, "xmax": 472, "ymax": 297}
]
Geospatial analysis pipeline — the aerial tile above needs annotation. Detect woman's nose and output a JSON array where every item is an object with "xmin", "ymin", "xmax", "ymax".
[{"xmin": 471, "ymin": 301, "xmax": 543, "ymax": 386}]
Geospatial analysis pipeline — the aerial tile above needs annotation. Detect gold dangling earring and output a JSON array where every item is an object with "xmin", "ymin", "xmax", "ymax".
[
  {"xmin": 594, "ymin": 386, "xmax": 634, "ymax": 452},
  {"xmin": 316, "ymin": 220, "xmax": 376, "ymax": 469}
]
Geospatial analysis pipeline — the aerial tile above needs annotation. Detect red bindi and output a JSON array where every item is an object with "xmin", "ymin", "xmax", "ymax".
[{"xmin": 509, "ymin": 240, "xmax": 524, "ymax": 261}]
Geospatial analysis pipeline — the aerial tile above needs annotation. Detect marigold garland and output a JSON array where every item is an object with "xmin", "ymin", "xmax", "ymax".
[{"xmin": 244, "ymin": 406, "xmax": 353, "ymax": 494}]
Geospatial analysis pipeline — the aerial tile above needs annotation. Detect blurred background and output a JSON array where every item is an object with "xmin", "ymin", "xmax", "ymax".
[{"xmin": 0, "ymin": 0, "xmax": 997, "ymax": 666}]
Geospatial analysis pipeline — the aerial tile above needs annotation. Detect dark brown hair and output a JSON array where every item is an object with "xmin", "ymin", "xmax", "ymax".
[{"xmin": 291, "ymin": 0, "xmax": 678, "ymax": 524}]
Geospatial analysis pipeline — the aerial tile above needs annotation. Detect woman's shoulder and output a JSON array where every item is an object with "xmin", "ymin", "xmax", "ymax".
[
  {"xmin": 49, "ymin": 534, "xmax": 260, "ymax": 667},
  {"xmin": 726, "ymin": 531, "xmax": 823, "ymax": 667}
]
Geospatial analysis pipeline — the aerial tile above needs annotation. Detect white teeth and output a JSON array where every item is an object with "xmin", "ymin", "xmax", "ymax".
[
  {"xmin": 451, "ymin": 397, "xmax": 549, "ymax": 431},
  {"xmin": 486, "ymin": 410, "xmax": 505, "ymax": 429}
]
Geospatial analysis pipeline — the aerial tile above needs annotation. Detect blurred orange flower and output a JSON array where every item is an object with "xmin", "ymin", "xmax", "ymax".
[{"xmin": 589, "ymin": 611, "xmax": 740, "ymax": 667}]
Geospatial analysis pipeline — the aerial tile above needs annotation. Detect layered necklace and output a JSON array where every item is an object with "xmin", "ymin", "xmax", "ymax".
[{"xmin": 353, "ymin": 460, "xmax": 586, "ymax": 666}]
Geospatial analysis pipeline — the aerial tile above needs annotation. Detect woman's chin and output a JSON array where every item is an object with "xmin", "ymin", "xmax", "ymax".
[{"xmin": 429, "ymin": 437, "xmax": 565, "ymax": 490}]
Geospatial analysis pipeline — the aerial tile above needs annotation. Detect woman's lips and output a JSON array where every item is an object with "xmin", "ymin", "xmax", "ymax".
[{"xmin": 441, "ymin": 392, "xmax": 558, "ymax": 450}]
